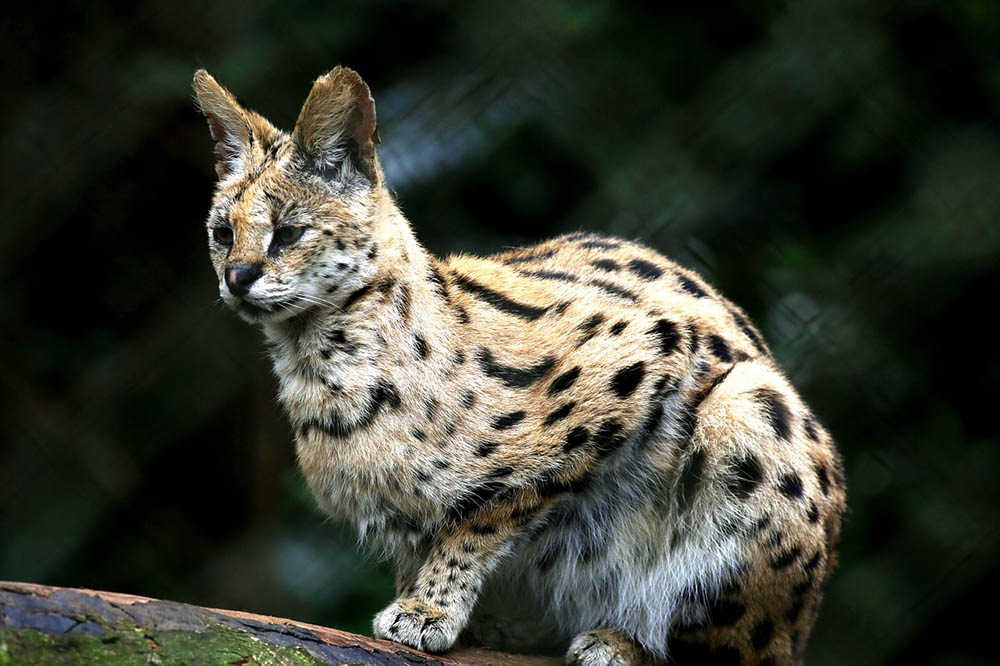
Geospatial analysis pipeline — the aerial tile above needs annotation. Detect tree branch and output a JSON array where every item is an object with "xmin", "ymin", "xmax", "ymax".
[{"xmin": 0, "ymin": 581, "xmax": 559, "ymax": 665}]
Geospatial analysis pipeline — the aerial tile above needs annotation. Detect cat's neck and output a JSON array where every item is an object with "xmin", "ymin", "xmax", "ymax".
[{"xmin": 260, "ymin": 200, "xmax": 454, "ymax": 428}]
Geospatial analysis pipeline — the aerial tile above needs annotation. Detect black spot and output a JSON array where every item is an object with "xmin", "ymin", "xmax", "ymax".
[
  {"xmin": 502, "ymin": 249, "xmax": 556, "ymax": 264},
  {"xmin": 469, "ymin": 523, "xmax": 498, "ymax": 535},
  {"xmin": 425, "ymin": 397, "xmax": 439, "ymax": 421},
  {"xmin": 707, "ymin": 598, "xmax": 746, "ymax": 626},
  {"xmin": 488, "ymin": 466, "xmax": 514, "ymax": 479},
  {"xmin": 415, "ymin": 469, "xmax": 432, "ymax": 482},
  {"xmin": 448, "ymin": 482, "xmax": 508, "ymax": 522},
  {"xmin": 328, "ymin": 329, "xmax": 346, "ymax": 345},
  {"xmin": 589, "ymin": 279, "xmax": 638, "ymax": 302},
  {"xmin": 579, "ymin": 238, "xmax": 620, "ymax": 250},
  {"xmin": 453, "ymin": 273, "xmax": 550, "ymax": 321},
  {"xmin": 548, "ymin": 367, "xmax": 581, "ymax": 395},
  {"xmin": 544, "ymin": 402, "xmax": 576, "ymax": 426},
  {"xmin": 770, "ymin": 546, "xmax": 802, "ymax": 570},
  {"xmin": 475, "ymin": 441, "xmax": 499, "ymax": 457},
  {"xmin": 428, "ymin": 264, "xmax": 450, "ymax": 302},
  {"xmin": 634, "ymin": 403, "xmax": 665, "ymax": 452},
  {"xmin": 677, "ymin": 448, "xmax": 705, "ymax": 512},
  {"xmin": 454, "ymin": 349, "xmax": 466, "ymax": 365},
  {"xmin": 412, "ymin": 428, "xmax": 427, "ymax": 442},
  {"xmin": 804, "ymin": 415, "xmax": 820, "ymax": 442},
  {"xmin": 756, "ymin": 388, "xmax": 793, "ymax": 441},
  {"xmin": 342, "ymin": 283, "xmax": 373, "ymax": 310},
  {"xmin": 322, "ymin": 229, "xmax": 333, "ymax": 236},
  {"xmin": 726, "ymin": 453, "xmax": 764, "ymax": 499},
  {"xmin": 610, "ymin": 361, "xmax": 645, "ymax": 398},
  {"xmin": 520, "ymin": 269, "xmax": 578, "ymax": 283},
  {"xmin": 461, "ymin": 390, "xmax": 476, "ymax": 409},
  {"xmin": 336, "ymin": 239, "xmax": 346, "ymax": 251},
  {"xmin": 491, "ymin": 411, "xmax": 526, "ymax": 430},
  {"xmin": 708, "ymin": 335, "xmax": 733, "ymax": 363},
  {"xmin": 751, "ymin": 618, "xmax": 774, "ymax": 650},
  {"xmin": 376, "ymin": 278, "xmax": 397, "ymax": 294},
  {"xmin": 815, "ymin": 464, "xmax": 830, "ymax": 496},
  {"xmin": 676, "ymin": 273, "xmax": 708, "ymax": 298},
  {"xmin": 432, "ymin": 459, "xmax": 450, "ymax": 470},
  {"xmin": 579, "ymin": 313, "xmax": 605, "ymax": 332},
  {"xmin": 628, "ymin": 258, "xmax": 663, "ymax": 280},
  {"xmin": 649, "ymin": 319, "xmax": 681, "ymax": 355},
  {"xmin": 807, "ymin": 501, "xmax": 820, "ymax": 523},
  {"xmin": 477, "ymin": 348, "xmax": 557, "ymax": 388},
  {"xmin": 785, "ymin": 599, "xmax": 805, "ymax": 624},
  {"xmin": 793, "ymin": 577, "xmax": 813, "ymax": 597},
  {"xmin": 778, "ymin": 472, "xmax": 804, "ymax": 500},
  {"xmin": 536, "ymin": 471, "xmax": 590, "ymax": 497},
  {"xmin": 686, "ymin": 324, "xmax": 700, "ymax": 354},
  {"xmin": 414, "ymin": 333, "xmax": 429, "ymax": 360},
  {"xmin": 564, "ymin": 426, "xmax": 589, "ymax": 451},
  {"xmin": 593, "ymin": 419, "xmax": 625, "ymax": 457},
  {"xmin": 367, "ymin": 244, "xmax": 378, "ymax": 259},
  {"xmin": 803, "ymin": 551, "xmax": 823, "ymax": 572},
  {"xmin": 730, "ymin": 309, "xmax": 768, "ymax": 355},
  {"xmin": 592, "ymin": 259, "xmax": 620, "ymax": 272},
  {"xmin": 749, "ymin": 514, "xmax": 771, "ymax": 535},
  {"xmin": 454, "ymin": 304, "xmax": 470, "ymax": 324},
  {"xmin": 609, "ymin": 321, "xmax": 628, "ymax": 335}
]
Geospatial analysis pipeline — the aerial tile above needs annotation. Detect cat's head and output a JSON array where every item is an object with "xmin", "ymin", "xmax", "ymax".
[{"xmin": 193, "ymin": 67, "xmax": 386, "ymax": 323}]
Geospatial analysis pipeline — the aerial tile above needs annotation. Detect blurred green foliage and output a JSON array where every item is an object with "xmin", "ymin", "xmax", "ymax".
[{"xmin": 1, "ymin": 1, "xmax": 998, "ymax": 663}]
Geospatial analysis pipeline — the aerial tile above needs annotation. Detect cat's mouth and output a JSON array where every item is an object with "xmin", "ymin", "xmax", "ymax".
[{"xmin": 233, "ymin": 296, "xmax": 304, "ymax": 321}]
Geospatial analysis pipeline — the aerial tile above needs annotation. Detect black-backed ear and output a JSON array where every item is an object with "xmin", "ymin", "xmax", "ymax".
[
  {"xmin": 192, "ymin": 69, "xmax": 256, "ymax": 179},
  {"xmin": 292, "ymin": 67, "xmax": 381, "ymax": 187}
]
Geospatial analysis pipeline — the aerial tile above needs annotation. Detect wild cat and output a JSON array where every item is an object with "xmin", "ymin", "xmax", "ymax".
[{"xmin": 193, "ymin": 66, "xmax": 845, "ymax": 665}]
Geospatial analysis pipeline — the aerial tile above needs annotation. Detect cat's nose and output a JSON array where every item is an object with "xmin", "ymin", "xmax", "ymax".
[{"xmin": 225, "ymin": 262, "xmax": 263, "ymax": 296}]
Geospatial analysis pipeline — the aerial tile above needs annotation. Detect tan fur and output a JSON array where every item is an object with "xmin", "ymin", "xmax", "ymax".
[{"xmin": 193, "ymin": 67, "xmax": 846, "ymax": 665}]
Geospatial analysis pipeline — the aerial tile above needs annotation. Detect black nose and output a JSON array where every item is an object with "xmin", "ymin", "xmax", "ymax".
[{"xmin": 225, "ymin": 262, "xmax": 262, "ymax": 296}]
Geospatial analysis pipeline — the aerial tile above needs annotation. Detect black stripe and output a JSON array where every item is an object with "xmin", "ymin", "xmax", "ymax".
[
  {"xmin": 502, "ymin": 249, "xmax": 557, "ymax": 264},
  {"xmin": 588, "ymin": 279, "xmax": 638, "ymax": 302},
  {"xmin": 453, "ymin": 273, "xmax": 550, "ymax": 320},
  {"xmin": 491, "ymin": 411, "xmax": 526, "ymax": 430},
  {"xmin": 476, "ymin": 348, "xmax": 556, "ymax": 388},
  {"xmin": 547, "ymin": 367, "xmax": 581, "ymax": 395},
  {"xmin": 299, "ymin": 379, "xmax": 400, "ymax": 439},
  {"xmin": 543, "ymin": 402, "xmax": 575, "ymax": 426},
  {"xmin": 428, "ymin": 263, "xmax": 451, "ymax": 302},
  {"xmin": 342, "ymin": 283, "xmax": 373, "ymax": 310},
  {"xmin": 448, "ymin": 482, "xmax": 510, "ymax": 522},
  {"xmin": 628, "ymin": 258, "xmax": 664, "ymax": 280},
  {"xmin": 519, "ymin": 269, "xmax": 578, "ymax": 283},
  {"xmin": 579, "ymin": 239, "xmax": 620, "ymax": 250}
]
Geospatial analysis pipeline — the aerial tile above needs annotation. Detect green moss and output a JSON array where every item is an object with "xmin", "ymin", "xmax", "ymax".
[{"xmin": 0, "ymin": 624, "xmax": 333, "ymax": 666}]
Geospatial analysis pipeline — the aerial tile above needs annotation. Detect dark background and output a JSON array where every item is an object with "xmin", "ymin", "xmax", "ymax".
[{"xmin": 2, "ymin": 2, "xmax": 998, "ymax": 664}]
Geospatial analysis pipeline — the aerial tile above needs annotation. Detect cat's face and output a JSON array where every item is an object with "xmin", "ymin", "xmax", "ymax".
[{"xmin": 194, "ymin": 68, "xmax": 383, "ymax": 324}]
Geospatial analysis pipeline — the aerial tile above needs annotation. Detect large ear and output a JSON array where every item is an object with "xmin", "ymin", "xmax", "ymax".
[
  {"xmin": 192, "ymin": 69, "xmax": 255, "ymax": 179},
  {"xmin": 292, "ymin": 67, "xmax": 381, "ymax": 187}
]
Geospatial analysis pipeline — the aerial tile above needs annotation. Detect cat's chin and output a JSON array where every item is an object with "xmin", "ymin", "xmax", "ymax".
[{"xmin": 231, "ymin": 297, "xmax": 309, "ymax": 324}]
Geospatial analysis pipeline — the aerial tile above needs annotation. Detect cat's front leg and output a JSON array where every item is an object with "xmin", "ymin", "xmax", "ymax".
[{"xmin": 373, "ymin": 492, "xmax": 541, "ymax": 652}]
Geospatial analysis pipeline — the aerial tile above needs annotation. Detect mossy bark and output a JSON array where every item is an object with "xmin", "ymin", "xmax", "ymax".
[{"xmin": 0, "ymin": 582, "xmax": 558, "ymax": 666}]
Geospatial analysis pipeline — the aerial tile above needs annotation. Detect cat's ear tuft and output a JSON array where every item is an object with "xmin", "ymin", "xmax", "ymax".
[
  {"xmin": 193, "ymin": 70, "xmax": 255, "ymax": 179},
  {"xmin": 292, "ymin": 67, "xmax": 381, "ymax": 187}
]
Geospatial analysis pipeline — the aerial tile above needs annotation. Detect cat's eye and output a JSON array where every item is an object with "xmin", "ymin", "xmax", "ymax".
[
  {"xmin": 275, "ymin": 226, "xmax": 305, "ymax": 245},
  {"xmin": 213, "ymin": 227, "xmax": 234, "ymax": 244}
]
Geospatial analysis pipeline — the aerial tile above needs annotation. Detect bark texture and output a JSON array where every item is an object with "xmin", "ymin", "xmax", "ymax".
[{"xmin": 0, "ymin": 581, "xmax": 559, "ymax": 666}]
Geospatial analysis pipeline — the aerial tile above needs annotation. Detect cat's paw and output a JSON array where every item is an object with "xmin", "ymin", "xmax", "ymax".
[
  {"xmin": 567, "ymin": 629, "xmax": 649, "ymax": 666},
  {"xmin": 372, "ymin": 598, "xmax": 460, "ymax": 653}
]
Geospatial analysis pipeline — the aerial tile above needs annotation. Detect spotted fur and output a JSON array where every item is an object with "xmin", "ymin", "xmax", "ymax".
[{"xmin": 194, "ymin": 67, "xmax": 847, "ymax": 666}]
